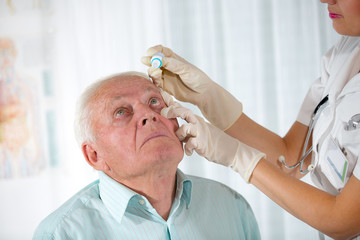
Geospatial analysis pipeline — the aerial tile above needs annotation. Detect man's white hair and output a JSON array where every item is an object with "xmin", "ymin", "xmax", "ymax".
[{"xmin": 74, "ymin": 71, "xmax": 151, "ymax": 147}]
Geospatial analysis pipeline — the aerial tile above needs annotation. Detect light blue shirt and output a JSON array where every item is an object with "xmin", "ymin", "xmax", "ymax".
[{"xmin": 33, "ymin": 169, "xmax": 260, "ymax": 239}]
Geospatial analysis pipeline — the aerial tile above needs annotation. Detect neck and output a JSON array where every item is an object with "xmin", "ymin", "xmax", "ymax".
[{"xmin": 113, "ymin": 167, "xmax": 178, "ymax": 220}]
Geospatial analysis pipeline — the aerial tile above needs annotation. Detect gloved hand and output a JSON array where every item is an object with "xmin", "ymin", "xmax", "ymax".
[
  {"xmin": 141, "ymin": 45, "xmax": 243, "ymax": 130},
  {"xmin": 160, "ymin": 91, "xmax": 265, "ymax": 183}
]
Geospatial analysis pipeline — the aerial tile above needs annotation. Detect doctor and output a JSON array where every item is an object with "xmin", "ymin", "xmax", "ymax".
[{"xmin": 141, "ymin": 0, "xmax": 360, "ymax": 239}]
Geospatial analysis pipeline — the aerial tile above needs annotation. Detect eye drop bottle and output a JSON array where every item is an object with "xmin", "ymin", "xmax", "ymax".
[{"xmin": 151, "ymin": 52, "xmax": 165, "ymax": 68}]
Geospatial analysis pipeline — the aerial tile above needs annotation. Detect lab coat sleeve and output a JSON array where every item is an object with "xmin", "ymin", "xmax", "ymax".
[
  {"xmin": 296, "ymin": 76, "xmax": 325, "ymax": 126},
  {"xmin": 296, "ymin": 43, "xmax": 336, "ymax": 126}
]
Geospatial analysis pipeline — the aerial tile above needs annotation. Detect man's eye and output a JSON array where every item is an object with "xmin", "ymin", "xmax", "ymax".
[
  {"xmin": 116, "ymin": 108, "xmax": 126, "ymax": 117},
  {"xmin": 149, "ymin": 98, "xmax": 161, "ymax": 106}
]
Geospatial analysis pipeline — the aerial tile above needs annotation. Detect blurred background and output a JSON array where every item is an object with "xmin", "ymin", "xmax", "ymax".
[{"xmin": 0, "ymin": 0, "xmax": 338, "ymax": 239}]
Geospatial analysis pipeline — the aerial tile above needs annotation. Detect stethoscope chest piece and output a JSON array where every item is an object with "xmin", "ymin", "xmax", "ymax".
[
  {"xmin": 345, "ymin": 114, "xmax": 360, "ymax": 131},
  {"xmin": 307, "ymin": 164, "xmax": 315, "ymax": 171}
]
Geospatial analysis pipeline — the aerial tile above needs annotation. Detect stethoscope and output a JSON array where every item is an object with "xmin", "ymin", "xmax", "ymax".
[{"xmin": 279, "ymin": 95, "xmax": 329, "ymax": 174}]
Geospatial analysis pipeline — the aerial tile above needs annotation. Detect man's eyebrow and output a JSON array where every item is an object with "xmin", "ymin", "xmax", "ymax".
[
  {"xmin": 111, "ymin": 95, "xmax": 124, "ymax": 101},
  {"xmin": 111, "ymin": 86, "xmax": 160, "ymax": 100},
  {"xmin": 145, "ymin": 86, "xmax": 160, "ymax": 94},
  {"xmin": 137, "ymin": 86, "xmax": 161, "ymax": 96}
]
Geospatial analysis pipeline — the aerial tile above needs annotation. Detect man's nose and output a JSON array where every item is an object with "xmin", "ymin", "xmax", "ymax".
[
  {"xmin": 138, "ymin": 106, "xmax": 159, "ymax": 127},
  {"xmin": 141, "ymin": 114, "xmax": 158, "ymax": 126}
]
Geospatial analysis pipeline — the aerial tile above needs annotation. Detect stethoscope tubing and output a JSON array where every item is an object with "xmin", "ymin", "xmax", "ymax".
[{"xmin": 279, "ymin": 95, "xmax": 329, "ymax": 174}]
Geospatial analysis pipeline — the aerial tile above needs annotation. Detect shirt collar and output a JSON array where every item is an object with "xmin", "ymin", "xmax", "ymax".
[
  {"xmin": 99, "ymin": 171, "xmax": 138, "ymax": 224},
  {"xmin": 175, "ymin": 169, "xmax": 193, "ymax": 208},
  {"xmin": 99, "ymin": 169, "xmax": 193, "ymax": 224}
]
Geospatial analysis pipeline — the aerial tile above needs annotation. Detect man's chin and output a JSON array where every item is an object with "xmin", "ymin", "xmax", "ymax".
[{"xmin": 147, "ymin": 145, "xmax": 183, "ymax": 164}]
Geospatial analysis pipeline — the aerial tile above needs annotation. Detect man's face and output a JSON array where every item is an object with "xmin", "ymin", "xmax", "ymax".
[{"xmin": 86, "ymin": 76, "xmax": 184, "ymax": 181}]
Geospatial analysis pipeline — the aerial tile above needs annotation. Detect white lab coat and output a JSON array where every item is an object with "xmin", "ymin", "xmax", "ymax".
[{"xmin": 297, "ymin": 36, "xmax": 360, "ymax": 239}]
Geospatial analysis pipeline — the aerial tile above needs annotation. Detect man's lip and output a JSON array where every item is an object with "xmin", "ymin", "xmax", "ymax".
[{"xmin": 142, "ymin": 132, "xmax": 168, "ymax": 146}]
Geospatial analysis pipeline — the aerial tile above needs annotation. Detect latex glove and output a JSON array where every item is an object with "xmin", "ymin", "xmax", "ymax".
[
  {"xmin": 141, "ymin": 45, "xmax": 243, "ymax": 130},
  {"xmin": 160, "ymin": 91, "xmax": 265, "ymax": 183}
]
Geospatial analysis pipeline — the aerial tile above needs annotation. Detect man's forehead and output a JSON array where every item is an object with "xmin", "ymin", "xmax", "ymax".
[
  {"xmin": 117, "ymin": 77, "xmax": 157, "ymax": 91},
  {"xmin": 101, "ymin": 76, "xmax": 159, "ymax": 99},
  {"xmin": 115, "ymin": 75, "xmax": 154, "ymax": 88},
  {"xmin": 111, "ymin": 86, "xmax": 159, "ymax": 100}
]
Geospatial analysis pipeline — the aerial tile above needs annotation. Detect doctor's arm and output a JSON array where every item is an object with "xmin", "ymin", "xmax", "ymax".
[
  {"xmin": 225, "ymin": 113, "xmax": 312, "ymax": 179},
  {"xmin": 251, "ymin": 160, "xmax": 360, "ymax": 240},
  {"xmin": 161, "ymin": 96, "xmax": 360, "ymax": 240}
]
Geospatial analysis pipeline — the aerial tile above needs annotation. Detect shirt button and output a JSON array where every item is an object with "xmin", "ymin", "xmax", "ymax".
[{"xmin": 139, "ymin": 199, "xmax": 145, "ymax": 205}]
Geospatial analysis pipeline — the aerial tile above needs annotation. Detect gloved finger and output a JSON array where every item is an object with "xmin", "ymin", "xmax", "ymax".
[
  {"xmin": 146, "ymin": 45, "xmax": 174, "ymax": 58},
  {"xmin": 183, "ymin": 138, "xmax": 199, "ymax": 156},
  {"xmin": 141, "ymin": 56, "xmax": 151, "ymax": 66},
  {"xmin": 161, "ymin": 57, "xmax": 195, "ymax": 84},
  {"xmin": 161, "ymin": 104, "xmax": 198, "ymax": 124},
  {"xmin": 175, "ymin": 122, "xmax": 198, "ymax": 141},
  {"xmin": 147, "ymin": 67, "xmax": 163, "ymax": 88},
  {"xmin": 142, "ymin": 45, "xmax": 173, "ymax": 67},
  {"xmin": 184, "ymin": 147, "xmax": 194, "ymax": 156},
  {"xmin": 148, "ymin": 66, "xmax": 162, "ymax": 76},
  {"xmin": 160, "ymin": 90, "xmax": 174, "ymax": 107},
  {"xmin": 160, "ymin": 104, "xmax": 182, "ymax": 119},
  {"xmin": 187, "ymin": 137, "xmax": 207, "ymax": 156}
]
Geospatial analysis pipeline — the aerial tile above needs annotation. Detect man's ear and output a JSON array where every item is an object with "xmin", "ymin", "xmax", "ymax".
[{"xmin": 82, "ymin": 143, "xmax": 109, "ymax": 171}]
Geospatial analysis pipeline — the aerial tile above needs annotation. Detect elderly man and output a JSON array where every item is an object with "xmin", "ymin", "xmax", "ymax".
[{"xmin": 33, "ymin": 72, "xmax": 260, "ymax": 239}]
